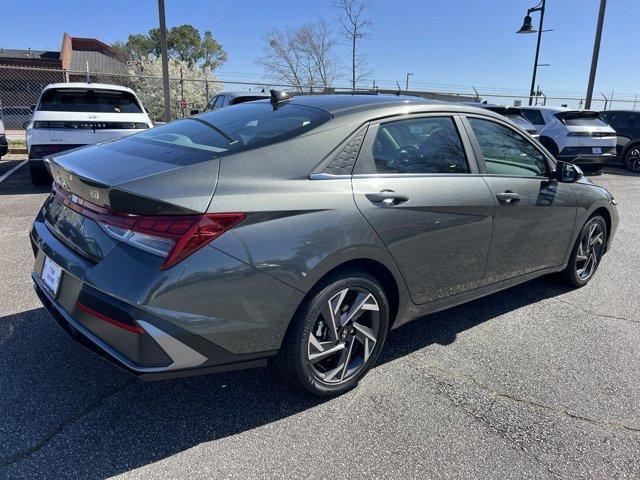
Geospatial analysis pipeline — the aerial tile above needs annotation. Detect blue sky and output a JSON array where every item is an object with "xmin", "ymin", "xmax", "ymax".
[{"xmin": 2, "ymin": 0, "xmax": 639, "ymax": 99}]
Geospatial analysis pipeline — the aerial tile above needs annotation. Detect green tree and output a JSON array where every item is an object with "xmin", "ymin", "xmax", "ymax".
[{"xmin": 115, "ymin": 25, "xmax": 227, "ymax": 70}]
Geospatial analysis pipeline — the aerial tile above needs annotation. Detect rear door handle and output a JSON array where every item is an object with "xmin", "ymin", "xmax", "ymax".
[
  {"xmin": 496, "ymin": 191, "xmax": 521, "ymax": 204},
  {"xmin": 365, "ymin": 190, "xmax": 409, "ymax": 206}
]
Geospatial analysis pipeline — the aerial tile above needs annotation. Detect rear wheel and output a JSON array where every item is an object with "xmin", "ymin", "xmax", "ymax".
[
  {"xmin": 29, "ymin": 161, "xmax": 52, "ymax": 186},
  {"xmin": 623, "ymin": 144, "xmax": 640, "ymax": 173},
  {"xmin": 560, "ymin": 215, "xmax": 607, "ymax": 287},
  {"xmin": 276, "ymin": 270, "xmax": 389, "ymax": 396}
]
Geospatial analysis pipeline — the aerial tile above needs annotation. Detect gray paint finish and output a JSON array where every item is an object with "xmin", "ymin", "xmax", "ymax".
[{"xmin": 31, "ymin": 94, "xmax": 620, "ymax": 378}]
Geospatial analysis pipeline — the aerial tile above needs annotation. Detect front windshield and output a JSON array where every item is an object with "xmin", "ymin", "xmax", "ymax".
[{"xmin": 132, "ymin": 101, "xmax": 332, "ymax": 156}]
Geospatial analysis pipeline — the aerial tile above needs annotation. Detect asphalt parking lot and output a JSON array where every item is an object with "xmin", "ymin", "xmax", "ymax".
[{"xmin": 0, "ymin": 156, "xmax": 639, "ymax": 480}]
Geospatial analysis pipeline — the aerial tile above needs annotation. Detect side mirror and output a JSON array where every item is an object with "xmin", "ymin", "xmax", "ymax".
[
  {"xmin": 190, "ymin": 109, "xmax": 200, "ymax": 116},
  {"xmin": 555, "ymin": 161, "xmax": 583, "ymax": 183}
]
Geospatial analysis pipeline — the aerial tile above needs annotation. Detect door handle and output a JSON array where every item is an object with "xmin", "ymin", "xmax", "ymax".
[
  {"xmin": 496, "ymin": 191, "xmax": 521, "ymax": 205},
  {"xmin": 365, "ymin": 190, "xmax": 409, "ymax": 206}
]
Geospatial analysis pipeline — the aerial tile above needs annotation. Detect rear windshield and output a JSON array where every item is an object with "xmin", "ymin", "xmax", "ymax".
[
  {"xmin": 130, "ymin": 101, "xmax": 331, "ymax": 156},
  {"xmin": 521, "ymin": 109, "xmax": 545, "ymax": 125},
  {"xmin": 555, "ymin": 112, "xmax": 608, "ymax": 127},
  {"xmin": 230, "ymin": 96, "xmax": 269, "ymax": 105},
  {"xmin": 485, "ymin": 106, "xmax": 522, "ymax": 116},
  {"xmin": 38, "ymin": 88, "xmax": 142, "ymax": 113}
]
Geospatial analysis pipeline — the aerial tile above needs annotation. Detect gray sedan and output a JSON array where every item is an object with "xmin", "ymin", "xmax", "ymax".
[{"xmin": 31, "ymin": 92, "xmax": 619, "ymax": 396}]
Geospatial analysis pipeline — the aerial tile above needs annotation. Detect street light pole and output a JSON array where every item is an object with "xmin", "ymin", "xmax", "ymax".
[
  {"xmin": 405, "ymin": 73, "xmax": 414, "ymax": 93},
  {"xmin": 157, "ymin": 0, "xmax": 171, "ymax": 122},
  {"xmin": 516, "ymin": 0, "xmax": 546, "ymax": 106},
  {"xmin": 585, "ymin": 0, "xmax": 607, "ymax": 110}
]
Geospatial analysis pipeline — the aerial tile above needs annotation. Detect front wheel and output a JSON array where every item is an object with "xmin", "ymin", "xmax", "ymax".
[
  {"xmin": 560, "ymin": 216, "xmax": 607, "ymax": 287},
  {"xmin": 276, "ymin": 270, "xmax": 389, "ymax": 396}
]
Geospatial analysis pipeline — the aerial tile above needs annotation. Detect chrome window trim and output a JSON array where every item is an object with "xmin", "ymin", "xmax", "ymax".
[{"xmin": 309, "ymin": 172, "xmax": 352, "ymax": 180}]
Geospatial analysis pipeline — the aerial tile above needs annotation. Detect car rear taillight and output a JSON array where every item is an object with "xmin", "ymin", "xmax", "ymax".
[
  {"xmin": 98, "ymin": 213, "xmax": 245, "ymax": 269},
  {"xmin": 53, "ymin": 184, "xmax": 244, "ymax": 269}
]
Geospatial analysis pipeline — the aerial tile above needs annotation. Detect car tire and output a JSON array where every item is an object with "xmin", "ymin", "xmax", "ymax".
[
  {"xmin": 275, "ymin": 269, "xmax": 389, "ymax": 396},
  {"xmin": 29, "ymin": 161, "xmax": 52, "ymax": 186},
  {"xmin": 560, "ymin": 215, "xmax": 607, "ymax": 288},
  {"xmin": 623, "ymin": 144, "xmax": 640, "ymax": 173}
]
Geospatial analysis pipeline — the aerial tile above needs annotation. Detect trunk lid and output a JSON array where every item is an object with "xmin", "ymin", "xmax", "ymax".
[
  {"xmin": 44, "ymin": 140, "xmax": 220, "ymax": 262},
  {"xmin": 48, "ymin": 139, "xmax": 220, "ymax": 215}
]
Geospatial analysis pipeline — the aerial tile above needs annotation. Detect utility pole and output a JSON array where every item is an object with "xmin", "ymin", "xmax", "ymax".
[
  {"xmin": 585, "ymin": 0, "xmax": 607, "ymax": 110},
  {"xmin": 158, "ymin": 0, "xmax": 171, "ymax": 122}
]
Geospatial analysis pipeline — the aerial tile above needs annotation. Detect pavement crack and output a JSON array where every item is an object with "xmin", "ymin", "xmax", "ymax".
[
  {"xmin": 1, "ymin": 378, "xmax": 135, "ymax": 468},
  {"xmin": 412, "ymin": 358, "xmax": 640, "ymax": 435},
  {"xmin": 554, "ymin": 298, "xmax": 639, "ymax": 325}
]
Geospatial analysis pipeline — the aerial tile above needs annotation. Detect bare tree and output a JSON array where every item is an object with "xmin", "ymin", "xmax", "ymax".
[
  {"xmin": 334, "ymin": 0, "xmax": 371, "ymax": 90},
  {"xmin": 257, "ymin": 28, "xmax": 306, "ymax": 92},
  {"xmin": 257, "ymin": 23, "xmax": 340, "ymax": 92},
  {"xmin": 298, "ymin": 21, "xmax": 341, "ymax": 89}
]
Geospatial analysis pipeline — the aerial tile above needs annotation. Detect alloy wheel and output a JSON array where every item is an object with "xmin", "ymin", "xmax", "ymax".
[
  {"xmin": 576, "ymin": 222, "xmax": 605, "ymax": 281},
  {"xmin": 306, "ymin": 287, "xmax": 381, "ymax": 384},
  {"xmin": 626, "ymin": 147, "xmax": 640, "ymax": 172}
]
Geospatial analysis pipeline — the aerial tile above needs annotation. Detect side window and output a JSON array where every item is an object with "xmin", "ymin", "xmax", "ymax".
[
  {"xmin": 468, "ymin": 118, "xmax": 548, "ymax": 177},
  {"xmin": 213, "ymin": 96, "xmax": 225, "ymax": 109},
  {"xmin": 521, "ymin": 109, "xmax": 545, "ymax": 125},
  {"xmin": 205, "ymin": 96, "xmax": 217, "ymax": 112},
  {"xmin": 372, "ymin": 117, "xmax": 469, "ymax": 174}
]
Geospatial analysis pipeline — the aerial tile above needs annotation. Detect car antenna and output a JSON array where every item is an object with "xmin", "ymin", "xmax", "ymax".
[{"xmin": 270, "ymin": 90, "xmax": 292, "ymax": 109}]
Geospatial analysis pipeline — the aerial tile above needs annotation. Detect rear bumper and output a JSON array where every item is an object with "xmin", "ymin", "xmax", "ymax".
[
  {"xmin": 558, "ymin": 146, "xmax": 616, "ymax": 165},
  {"xmin": 29, "ymin": 214, "xmax": 298, "ymax": 380},
  {"xmin": 32, "ymin": 273, "xmax": 271, "ymax": 380}
]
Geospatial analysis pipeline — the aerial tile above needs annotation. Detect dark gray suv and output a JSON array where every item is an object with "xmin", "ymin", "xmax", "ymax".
[{"xmin": 31, "ymin": 93, "xmax": 619, "ymax": 396}]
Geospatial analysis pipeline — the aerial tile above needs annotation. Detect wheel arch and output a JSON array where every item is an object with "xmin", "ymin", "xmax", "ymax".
[
  {"xmin": 299, "ymin": 258, "xmax": 403, "ymax": 330},
  {"xmin": 621, "ymin": 138, "xmax": 640, "ymax": 158},
  {"xmin": 589, "ymin": 207, "xmax": 612, "ymax": 251}
]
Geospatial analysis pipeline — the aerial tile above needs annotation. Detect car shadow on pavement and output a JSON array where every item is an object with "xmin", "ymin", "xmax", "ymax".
[{"xmin": 0, "ymin": 277, "xmax": 571, "ymax": 479}]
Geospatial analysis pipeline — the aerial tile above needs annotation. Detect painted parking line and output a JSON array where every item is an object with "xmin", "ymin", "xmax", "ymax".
[{"xmin": 0, "ymin": 160, "xmax": 28, "ymax": 184}]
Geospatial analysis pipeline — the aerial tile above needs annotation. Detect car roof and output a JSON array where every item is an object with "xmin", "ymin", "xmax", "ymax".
[
  {"xmin": 601, "ymin": 109, "xmax": 640, "ymax": 114},
  {"xmin": 218, "ymin": 91, "xmax": 270, "ymax": 99},
  {"xmin": 255, "ymin": 94, "xmax": 507, "ymax": 123},
  {"xmin": 42, "ymin": 82, "xmax": 137, "ymax": 94}
]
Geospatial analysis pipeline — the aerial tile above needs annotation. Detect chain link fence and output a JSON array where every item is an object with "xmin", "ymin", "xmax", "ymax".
[{"xmin": 2, "ymin": 64, "xmax": 639, "ymax": 143}]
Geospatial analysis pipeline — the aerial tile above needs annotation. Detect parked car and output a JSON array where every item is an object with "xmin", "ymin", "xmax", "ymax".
[
  {"xmin": 1, "ymin": 106, "xmax": 33, "ymax": 130},
  {"xmin": 26, "ymin": 82, "xmax": 153, "ymax": 186},
  {"xmin": 31, "ymin": 93, "xmax": 618, "ymax": 396},
  {"xmin": 465, "ymin": 103, "xmax": 539, "ymax": 137},
  {"xmin": 0, "ymin": 110, "xmax": 8, "ymax": 158},
  {"xmin": 199, "ymin": 91, "xmax": 271, "ymax": 113},
  {"xmin": 519, "ymin": 106, "xmax": 616, "ymax": 173},
  {"xmin": 598, "ymin": 110, "xmax": 640, "ymax": 172}
]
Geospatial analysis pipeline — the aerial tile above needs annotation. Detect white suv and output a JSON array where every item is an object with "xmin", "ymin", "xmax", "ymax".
[
  {"xmin": 26, "ymin": 83, "xmax": 153, "ymax": 185},
  {"xmin": 520, "ymin": 106, "xmax": 616, "ymax": 173}
]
